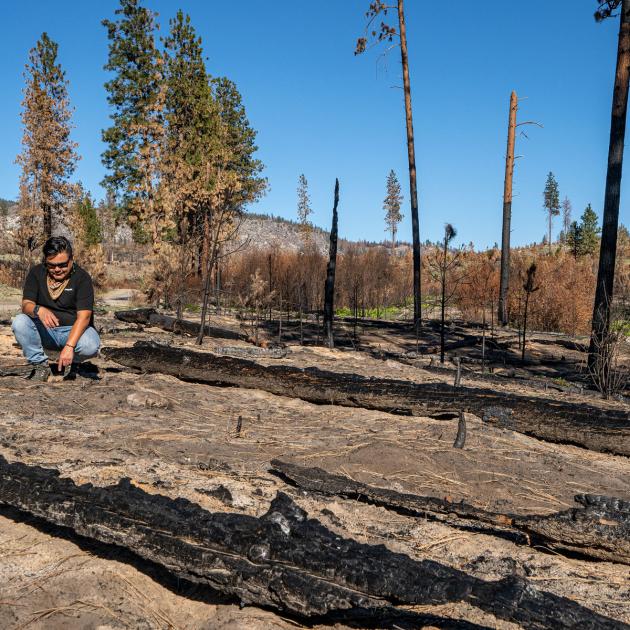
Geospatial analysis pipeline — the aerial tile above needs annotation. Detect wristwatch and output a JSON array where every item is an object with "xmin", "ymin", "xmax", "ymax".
[{"xmin": 33, "ymin": 305, "xmax": 40, "ymax": 318}]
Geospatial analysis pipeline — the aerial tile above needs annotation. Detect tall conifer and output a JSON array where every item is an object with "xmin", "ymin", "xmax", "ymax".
[
  {"xmin": 543, "ymin": 172, "xmax": 560, "ymax": 251},
  {"xmin": 102, "ymin": 0, "xmax": 163, "ymax": 242},
  {"xmin": 17, "ymin": 32, "xmax": 79, "ymax": 239},
  {"xmin": 383, "ymin": 170, "xmax": 404, "ymax": 250}
]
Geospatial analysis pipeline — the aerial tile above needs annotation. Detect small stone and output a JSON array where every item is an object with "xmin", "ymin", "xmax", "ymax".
[{"xmin": 126, "ymin": 391, "xmax": 171, "ymax": 409}]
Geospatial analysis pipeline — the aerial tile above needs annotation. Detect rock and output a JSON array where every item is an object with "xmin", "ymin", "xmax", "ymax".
[{"xmin": 126, "ymin": 391, "xmax": 171, "ymax": 409}]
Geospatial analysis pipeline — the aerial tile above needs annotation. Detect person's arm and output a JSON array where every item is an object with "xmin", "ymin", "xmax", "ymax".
[
  {"xmin": 21, "ymin": 269, "xmax": 59, "ymax": 329},
  {"xmin": 57, "ymin": 310, "xmax": 92, "ymax": 369},
  {"xmin": 21, "ymin": 299, "xmax": 60, "ymax": 328}
]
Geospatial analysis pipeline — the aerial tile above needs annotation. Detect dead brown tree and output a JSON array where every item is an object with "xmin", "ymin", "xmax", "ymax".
[
  {"xmin": 498, "ymin": 92, "xmax": 542, "ymax": 326},
  {"xmin": 499, "ymin": 91, "xmax": 517, "ymax": 326}
]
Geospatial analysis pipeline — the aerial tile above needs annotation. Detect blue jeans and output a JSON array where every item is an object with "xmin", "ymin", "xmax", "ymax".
[{"xmin": 12, "ymin": 313, "xmax": 100, "ymax": 365}]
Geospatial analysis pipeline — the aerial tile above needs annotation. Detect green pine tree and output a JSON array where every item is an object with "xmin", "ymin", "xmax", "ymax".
[
  {"xmin": 542, "ymin": 171, "xmax": 560, "ymax": 252},
  {"xmin": 76, "ymin": 192, "xmax": 103, "ymax": 247},
  {"xmin": 212, "ymin": 76, "xmax": 266, "ymax": 213},
  {"xmin": 566, "ymin": 220, "xmax": 582, "ymax": 259},
  {"xmin": 578, "ymin": 203, "xmax": 601, "ymax": 256},
  {"xmin": 383, "ymin": 169, "xmax": 403, "ymax": 249},
  {"xmin": 101, "ymin": 0, "xmax": 163, "ymax": 239},
  {"xmin": 162, "ymin": 10, "xmax": 218, "ymax": 225}
]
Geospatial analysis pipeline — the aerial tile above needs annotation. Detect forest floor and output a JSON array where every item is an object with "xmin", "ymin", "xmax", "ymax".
[{"xmin": 0, "ymin": 299, "xmax": 628, "ymax": 629}]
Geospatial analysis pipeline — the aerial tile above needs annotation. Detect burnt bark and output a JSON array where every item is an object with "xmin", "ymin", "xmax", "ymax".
[
  {"xmin": 498, "ymin": 91, "xmax": 517, "ymax": 326},
  {"xmin": 272, "ymin": 460, "xmax": 630, "ymax": 567},
  {"xmin": 323, "ymin": 179, "xmax": 340, "ymax": 349},
  {"xmin": 103, "ymin": 342, "xmax": 630, "ymax": 457},
  {"xmin": 398, "ymin": 0, "xmax": 422, "ymax": 338},
  {"xmin": 590, "ymin": 0, "xmax": 630, "ymax": 366},
  {"xmin": 0, "ymin": 455, "xmax": 623, "ymax": 628},
  {"xmin": 114, "ymin": 308, "xmax": 245, "ymax": 341}
]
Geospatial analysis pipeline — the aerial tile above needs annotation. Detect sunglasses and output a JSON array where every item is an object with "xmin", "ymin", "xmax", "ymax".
[{"xmin": 45, "ymin": 260, "xmax": 71, "ymax": 270}]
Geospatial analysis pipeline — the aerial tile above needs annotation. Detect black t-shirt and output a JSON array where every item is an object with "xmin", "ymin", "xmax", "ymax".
[{"xmin": 23, "ymin": 263, "xmax": 95, "ymax": 327}]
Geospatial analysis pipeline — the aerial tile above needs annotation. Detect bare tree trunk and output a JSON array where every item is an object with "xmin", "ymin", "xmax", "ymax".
[
  {"xmin": 197, "ymin": 209, "xmax": 218, "ymax": 346},
  {"xmin": 522, "ymin": 293, "xmax": 530, "ymax": 363},
  {"xmin": 299, "ymin": 285, "xmax": 304, "ymax": 346},
  {"xmin": 589, "ymin": 0, "xmax": 630, "ymax": 367},
  {"xmin": 397, "ymin": 0, "xmax": 421, "ymax": 338},
  {"xmin": 323, "ymin": 179, "xmax": 340, "ymax": 349},
  {"xmin": 353, "ymin": 285, "xmax": 358, "ymax": 342},
  {"xmin": 278, "ymin": 291, "xmax": 283, "ymax": 341},
  {"xmin": 198, "ymin": 261, "xmax": 213, "ymax": 345},
  {"xmin": 42, "ymin": 202, "xmax": 52, "ymax": 239},
  {"xmin": 498, "ymin": 91, "xmax": 517, "ymax": 326},
  {"xmin": 548, "ymin": 210, "xmax": 552, "ymax": 253},
  {"xmin": 215, "ymin": 257, "xmax": 221, "ymax": 315},
  {"xmin": 268, "ymin": 254, "xmax": 273, "ymax": 322},
  {"xmin": 440, "ymin": 234, "xmax": 447, "ymax": 364},
  {"xmin": 481, "ymin": 307, "xmax": 486, "ymax": 373}
]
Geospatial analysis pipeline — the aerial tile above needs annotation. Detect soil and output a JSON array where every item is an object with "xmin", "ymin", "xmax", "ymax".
[{"xmin": 0, "ymin": 308, "xmax": 628, "ymax": 629}]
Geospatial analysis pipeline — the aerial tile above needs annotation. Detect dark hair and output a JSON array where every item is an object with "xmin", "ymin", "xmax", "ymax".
[{"xmin": 43, "ymin": 236, "xmax": 73, "ymax": 259}]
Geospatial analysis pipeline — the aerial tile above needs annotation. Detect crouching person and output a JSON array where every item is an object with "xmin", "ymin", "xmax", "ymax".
[{"xmin": 12, "ymin": 236, "xmax": 100, "ymax": 381}]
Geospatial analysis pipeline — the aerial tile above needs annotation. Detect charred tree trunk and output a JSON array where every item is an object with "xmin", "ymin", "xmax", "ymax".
[
  {"xmin": 589, "ymin": 0, "xmax": 630, "ymax": 367},
  {"xmin": 323, "ymin": 179, "xmax": 340, "ymax": 349},
  {"xmin": 398, "ymin": 0, "xmax": 422, "ymax": 339},
  {"xmin": 521, "ymin": 292, "xmax": 530, "ymax": 363},
  {"xmin": 440, "ymin": 243, "xmax": 447, "ymax": 364},
  {"xmin": 0, "ymin": 455, "xmax": 622, "ymax": 628},
  {"xmin": 272, "ymin": 459, "xmax": 630, "ymax": 567},
  {"xmin": 115, "ymin": 308, "xmax": 245, "ymax": 341},
  {"xmin": 103, "ymin": 342, "xmax": 630, "ymax": 457},
  {"xmin": 498, "ymin": 91, "xmax": 517, "ymax": 326}
]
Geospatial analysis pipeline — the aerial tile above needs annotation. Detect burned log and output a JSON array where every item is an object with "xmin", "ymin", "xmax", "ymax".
[
  {"xmin": 0, "ymin": 455, "xmax": 623, "ymax": 628},
  {"xmin": 114, "ymin": 308, "xmax": 245, "ymax": 341},
  {"xmin": 272, "ymin": 460, "xmax": 630, "ymax": 566},
  {"xmin": 103, "ymin": 342, "xmax": 630, "ymax": 457}
]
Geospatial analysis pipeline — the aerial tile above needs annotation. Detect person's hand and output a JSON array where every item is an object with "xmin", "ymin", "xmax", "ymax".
[
  {"xmin": 58, "ymin": 345, "xmax": 74, "ymax": 370},
  {"xmin": 37, "ymin": 306, "xmax": 59, "ymax": 329}
]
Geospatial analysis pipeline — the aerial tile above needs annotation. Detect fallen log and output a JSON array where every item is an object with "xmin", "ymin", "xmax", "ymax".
[
  {"xmin": 272, "ymin": 460, "xmax": 630, "ymax": 566},
  {"xmin": 114, "ymin": 308, "xmax": 245, "ymax": 341},
  {"xmin": 103, "ymin": 342, "xmax": 630, "ymax": 457},
  {"xmin": 0, "ymin": 455, "xmax": 623, "ymax": 629}
]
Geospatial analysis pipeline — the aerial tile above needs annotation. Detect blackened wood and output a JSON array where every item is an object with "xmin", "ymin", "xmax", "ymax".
[
  {"xmin": 114, "ymin": 308, "xmax": 244, "ymax": 341},
  {"xmin": 453, "ymin": 411, "xmax": 466, "ymax": 448},
  {"xmin": 397, "ymin": 0, "xmax": 422, "ymax": 337},
  {"xmin": 272, "ymin": 460, "xmax": 630, "ymax": 566},
  {"xmin": 0, "ymin": 455, "xmax": 622, "ymax": 628},
  {"xmin": 103, "ymin": 342, "xmax": 630, "ymax": 457},
  {"xmin": 590, "ymin": 0, "xmax": 630, "ymax": 365},
  {"xmin": 323, "ymin": 179, "xmax": 340, "ymax": 349}
]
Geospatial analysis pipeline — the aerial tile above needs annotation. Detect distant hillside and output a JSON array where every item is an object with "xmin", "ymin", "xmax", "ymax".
[
  {"xmin": 235, "ymin": 212, "xmax": 330, "ymax": 254},
  {"xmin": 236, "ymin": 212, "xmax": 408, "ymax": 255},
  {"xmin": 0, "ymin": 198, "xmax": 16, "ymax": 217},
  {"xmin": 0, "ymin": 200, "xmax": 408, "ymax": 255}
]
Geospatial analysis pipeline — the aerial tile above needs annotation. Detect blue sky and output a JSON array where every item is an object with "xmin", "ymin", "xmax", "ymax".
[{"xmin": 0, "ymin": 1, "xmax": 628, "ymax": 248}]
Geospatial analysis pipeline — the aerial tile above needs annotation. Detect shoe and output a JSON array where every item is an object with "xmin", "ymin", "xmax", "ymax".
[{"xmin": 28, "ymin": 363, "xmax": 50, "ymax": 382}]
